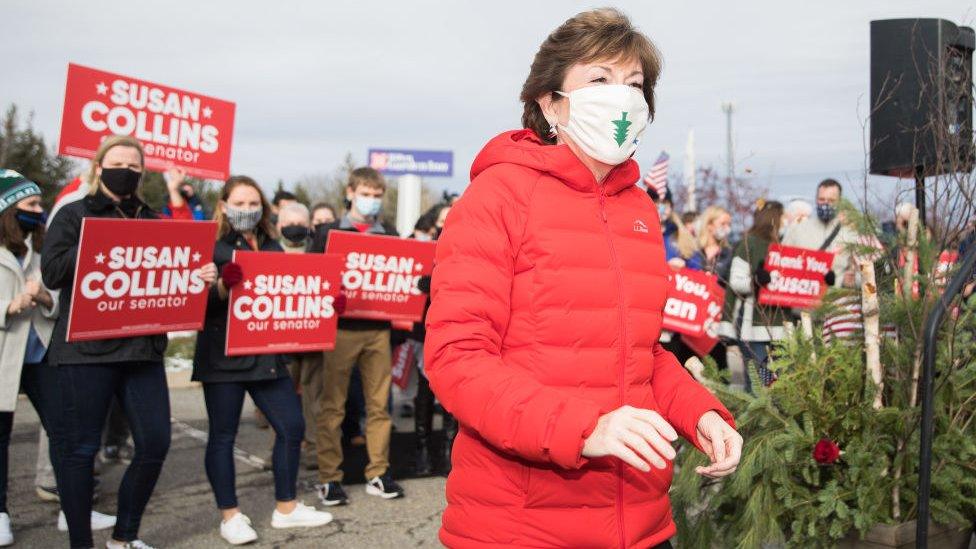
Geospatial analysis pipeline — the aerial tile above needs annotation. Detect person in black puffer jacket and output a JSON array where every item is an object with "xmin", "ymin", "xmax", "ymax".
[
  {"xmin": 42, "ymin": 136, "xmax": 217, "ymax": 549},
  {"xmin": 407, "ymin": 204, "xmax": 458, "ymax": 476},
  {"xmin": 192, "ymin": 176, "xmax": 333, "ymax": 544}
]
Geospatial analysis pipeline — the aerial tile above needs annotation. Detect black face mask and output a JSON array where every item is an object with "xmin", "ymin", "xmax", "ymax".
[
  {"xmin": 16, "ymin": 209, "xmax": 47, "ymax": 234},
  {"xmin": 100, "ymin": 168, "xmax": 142, "ymax": 197},
  {"xmin": 281, "ymin": 225, "xmax": 310, "ymax": 244},
  {"xmin": 313, "ymin": 222, "xmax": 327, "ymax": 235},
  {"xmin": 179, "ymin": 189, "xmax": 192, "ymax": 200}
]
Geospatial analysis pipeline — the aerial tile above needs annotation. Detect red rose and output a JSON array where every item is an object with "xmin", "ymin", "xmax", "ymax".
[{"xmin": 813, "ymin": 438, "xmax": 841, "ymax": 465}]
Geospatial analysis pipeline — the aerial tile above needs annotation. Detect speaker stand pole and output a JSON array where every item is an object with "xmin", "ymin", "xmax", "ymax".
[
  {"xmin": 916, "ymin": 240, "xmax": 976, "ymax": 548},
  {"xmin": 914, "ymin": 165, "xmax": 926, "ymax": 227}
]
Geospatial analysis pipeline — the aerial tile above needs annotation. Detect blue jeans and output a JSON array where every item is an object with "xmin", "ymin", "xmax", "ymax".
[
  {"xmin": 202, "ymin": 376, "xmax": 304, "ymax": 508},
  {"xmin": 56, "ymin": 361, "xmax": 171, "ymax": 548},
  {"xmin": 0, "ymin": 361, "xmax": 62, "ymax": 513}
]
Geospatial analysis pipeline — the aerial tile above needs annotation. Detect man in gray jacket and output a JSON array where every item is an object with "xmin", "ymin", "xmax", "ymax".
[{"xmin": 782, "ymin": 178, "xmax": 859, "ymax": 287}]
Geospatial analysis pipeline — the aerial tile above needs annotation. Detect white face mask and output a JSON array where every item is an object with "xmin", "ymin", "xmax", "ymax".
[{"xmin": 554, "ymin": 84, "xmax": 649, "ymax": 165}]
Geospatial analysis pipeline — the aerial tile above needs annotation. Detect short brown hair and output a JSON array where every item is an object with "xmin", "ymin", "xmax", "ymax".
[
  {"xmin": 817, "ymin": 178, "xmax": 843, "ymax": 195},
  {"xmin": 347, "ymin": 167, "xmax": 386, "ymax": 193},
  {"xmin": 520, "ymin": 8, "xmax": 662, "ymax": 144}
]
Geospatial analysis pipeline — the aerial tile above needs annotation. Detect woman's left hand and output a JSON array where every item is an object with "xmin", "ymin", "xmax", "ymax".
[
  {"xmin": 198, "ymin": 262, "xmax": 218, "ymax": 285},
  {"xmin": 694, "ymin": 410, "xmax": 742, "ymax": 478},
  {"xmin": 24, "ymin": 278, "xmax": 53, "ymax": 308}
]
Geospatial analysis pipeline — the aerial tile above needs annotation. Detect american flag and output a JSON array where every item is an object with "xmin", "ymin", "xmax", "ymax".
[
  {"xmin": 643, "ymin": 152, "xmax": 669, "ymax": 198},
  {"xmin": 822, "ymin": 295, "xmax": 863, "ymax": 343},
  {"xmin": 821, "ymin": 294, "xmax": 898, "ymax": 343}
]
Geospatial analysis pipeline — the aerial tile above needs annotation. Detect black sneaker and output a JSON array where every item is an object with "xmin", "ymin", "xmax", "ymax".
[
  {"xmin": 316, "ymin": 482, "xmax": 348, "ymax": 506},
  {"xmin": 365, "ymin": 474, "xmax": 404, "ymax": 499}
]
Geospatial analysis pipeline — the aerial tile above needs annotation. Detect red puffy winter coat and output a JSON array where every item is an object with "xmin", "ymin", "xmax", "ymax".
[{"xmin": 425, "ymin": 130, "xmax": 734, "ymax": 548}]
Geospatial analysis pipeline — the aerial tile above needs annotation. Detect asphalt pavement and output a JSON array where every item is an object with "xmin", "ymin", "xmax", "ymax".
[{"xmin": 5, "ymin": 386, "xmax": 446, "ymax": 548}]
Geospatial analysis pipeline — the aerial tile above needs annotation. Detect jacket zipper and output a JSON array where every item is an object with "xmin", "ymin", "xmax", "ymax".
[{"xmin": 599, "ymin": 186, "xmax": 628, "ymax": 549}]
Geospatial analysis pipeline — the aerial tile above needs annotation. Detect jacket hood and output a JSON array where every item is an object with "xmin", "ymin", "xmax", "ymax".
[{"xmin": 470, "ymin": 129, "xmax": 641, "ymax": 196}]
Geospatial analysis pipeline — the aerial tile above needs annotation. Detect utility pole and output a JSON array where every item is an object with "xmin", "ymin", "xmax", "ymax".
[
  {"xmin": 722, "ymin": 102, "xmax": 735, "ymax": 186},
  {"xmin": 684, "ymin": 129, "xmax": 696, "ymax": 213}
]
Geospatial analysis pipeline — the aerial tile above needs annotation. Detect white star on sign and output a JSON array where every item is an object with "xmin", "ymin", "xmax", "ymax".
[
  {"xmin": 192, "ymin": 252, "xmax": 202, "ymax": 263},
  {"xmin": 243, "ymin": 280, "xmax": 252, "ymax": 290},
  {"xmin": 321, "ymin": 281, "xmax": 331, "ymax": 291},
  {"xmin": 94, "ymin": 252, "xmax": 105, "ymax": 264},
  {"xmin": 202, "ymin": 106, "xmax": 212, "ymax": 119},
  {"xmin": 96, "ymin": 82, "xmax": 108, "ymax": 95},
  {"xmin": 415, "ymin": 263, "xmax": 423, "ymax": 271}
]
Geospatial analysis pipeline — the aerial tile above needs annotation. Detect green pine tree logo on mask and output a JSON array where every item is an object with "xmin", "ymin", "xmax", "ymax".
[{"xmin": 611, "ymin": 112, "xmax": 631, "ymax": 146}]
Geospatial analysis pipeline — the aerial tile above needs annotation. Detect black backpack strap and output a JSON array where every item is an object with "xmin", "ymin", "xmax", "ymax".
[{"xmin": 819, "ymin": 224, "xmax": 842, "ymax": 251}]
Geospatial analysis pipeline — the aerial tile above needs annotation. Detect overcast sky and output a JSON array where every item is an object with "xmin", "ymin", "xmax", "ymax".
[{"xmin": 2, "ymin": 0, "xmax": 972, "ymax": 208}]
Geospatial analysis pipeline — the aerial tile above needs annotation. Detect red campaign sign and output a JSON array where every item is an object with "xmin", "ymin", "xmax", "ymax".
[
  {"xmin": 391, "ymin": 342, "xmax": 415, "ymax": 390},
  {"xmin": 325, "ymin": 232, "xmax": 435, "ymax": 322},
  {"xmin": 935, "ymin": 250, "xmax": 959, "ymax": 287},
  {"xmin": 758, "ymin": 244, "xmax": 836, "ymax": 309},
  {"xmin": 225, "ymin": 251, "xmax": 343, "ymax": 356},
  {"xmin": 58, "ymin": 63, "xmax": 235, "ymax": 181},
  {"xmin": 661, "ymin": 269, "xmax": 725, "ymax": 355},
  {"xmin": 67, "ymin": 219, "xmax": 217, "ymax": 341}
]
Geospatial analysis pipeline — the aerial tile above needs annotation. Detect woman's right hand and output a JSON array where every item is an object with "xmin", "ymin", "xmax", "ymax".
[
  {"xmin": 582, "ymin": 405, "xmax": 678, "ymax": 472},
  {"xmin": 7, "ymin": 293, "xmax": 35, "ymax": 316}
]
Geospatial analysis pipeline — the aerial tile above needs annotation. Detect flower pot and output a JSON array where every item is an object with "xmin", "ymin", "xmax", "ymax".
[{"xmin": 838, "ymin": 521, "xmax": 973, "ymax": 548}]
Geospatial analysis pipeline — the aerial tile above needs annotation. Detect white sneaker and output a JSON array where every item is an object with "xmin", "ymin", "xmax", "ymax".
[
  {"xmin": 58, "ymin": 509, "xmax": 117, "ymax": 531},
  {"xmin": 105, "ymin": 540, "xmax": 156, "ymax": 549},
  {"xmin": 270, "ymin": 501, "xmax": 333, "ymax": 529},
  {"xmin": 220, "ymin": 512, "xmax": 257, "ymax": 545},
  {"xmin": 0, "ymin": 512, "xmax": 12, "ymax": 546}
]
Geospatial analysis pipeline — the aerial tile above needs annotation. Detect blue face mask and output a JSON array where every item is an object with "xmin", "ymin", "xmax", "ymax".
[
  {"xmin": 816, "ymin": 203, "xmax": 837, "ymax": 223},
  {"xmin": 16, "ymin": 209, "xmax": 47, "ymax": 232},
  {"xmin": 354, "ymin": 196, "xmax": 382, "ymax": 218},
  {"xmin": 657, "ymin": 204, "xmax": 668, "ymax": 219}
]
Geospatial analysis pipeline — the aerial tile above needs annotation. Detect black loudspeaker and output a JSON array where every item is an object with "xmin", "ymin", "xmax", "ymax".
[{"xmin": 869, "ymin": 18, "xmax": 975, "ymax": 177}]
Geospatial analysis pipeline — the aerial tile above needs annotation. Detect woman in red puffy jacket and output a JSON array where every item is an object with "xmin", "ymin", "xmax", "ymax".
[{"xmin": 425, "ymin": 8, "xmax": 743, "ymax": 549}]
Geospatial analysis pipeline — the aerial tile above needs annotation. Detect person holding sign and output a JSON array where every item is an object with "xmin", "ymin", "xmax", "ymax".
[
  {"xmin": 407, "ymin": 204, "xmax": 457, "ymax": 476},
  {"xmin": 41, "ymin": 136, "xmax": 218, "ymax": 549},
  {"xmin": 308, "ymin": 168, "xmax": 406, "ymax": 506},
  {"xmin": 689, "ymin": 206, "xmax": 734, "ymax": 371},
  {"xmin": 782, "ymin": 179, "xmax": 857, "ymax": 287},
  {"xmin": 192, "ymin": 176, "xmax": 333, "ymax": 545},
  {"xmin": 726, "ymin": 201, "xmax": 790, "ymax": 390},
  {"xmin": 424, "ymin": 9, "xmax": 740, "ymax": 548}
]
